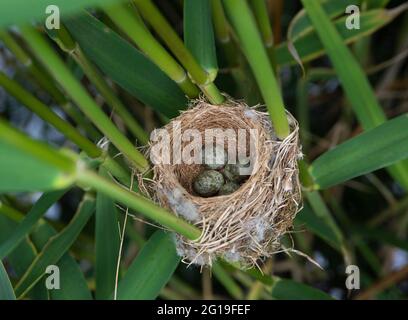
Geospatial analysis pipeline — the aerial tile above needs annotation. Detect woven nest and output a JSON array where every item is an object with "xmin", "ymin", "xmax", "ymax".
[{"xmin": 141, "ymin": 98, "xmax": 302, "ymax": 268}]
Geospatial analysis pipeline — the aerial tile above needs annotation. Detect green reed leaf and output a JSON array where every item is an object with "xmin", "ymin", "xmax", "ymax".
[
  {"xmin": 14, "ymin": 195, "xmax": 95, "ymax": 298},
  {"xmin": 310, "ymin": 114, "xmax": 408, "ymax": 189},
  {"xmin": 0, "ymin": 0, "xmax": 123, "ymax": 27},
  {"xmin": 0, "ymin": 261, "xmax": 15, "ymax": 300},
  {"xmin": 271, "ymin": 278, "xmax": 334, "ymax": 300},
  {"xmin": 0, "ymin": 190, "xmax": 66, "ymax": 260},
  {"xmin": 0, "ymin": 119, "xmax": 77, "ymax": 192},
  {"xmin": 65, "ymin": 12, "xmax": 187, "ymax": 118},
  {"xmin": 95, "ymin": 167, "xmax": 120, "ymax": 299},
  {"xmin": 184, "ymin": 0, "xmax": 218, "ymax": 79},
  {"xmin": 276, "ymin": 7, "xmax": 401, "ymax": 67},
  {"xmin": 116, "ymin": 231, "xmax": 180, "ymax": 300}
]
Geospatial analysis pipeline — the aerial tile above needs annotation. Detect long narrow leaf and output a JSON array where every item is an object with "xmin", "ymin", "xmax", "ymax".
[
  {"xmin": 116, "ymin": 231, "xmax": 180, "ymax": 300},
  {"xmin": 14, "ymin": 195, "xmax": 95, "ymax": 298},
  {"xmin": 0, "ymin": 190, "xmax": 66, "ymax": 259},
  {"xmin": 310, "ymin": 114, "xmax": 408, "ymax": 189},
  {"xmin": 29, "ymin": 222, "xmax": 92, "ymax": 300},
  {"xmin": 65, "ymin": 12, "xmax": 186, "ymax": 118},
  {"xmin": 212, "ymin": 263, "xmax": 244, "ymax": 299},
  {"xmin": 271, "ymin": 278, "xmax": 334, "ymax": 300},
  {"xmin": 295, "ymin": 203, "xmax": 342, "ymax": 251},
  {"xmin": 0, "ymin": 214, "xmax": 49, "ymax": 299},
  {"xmin": 95, "ymin": 167, "xmax": 120, "ymax": 299},
  {"xmin": 289, "ymin": 0, "xmax": 362, "ymax": 39},
  {"xmin": 184, "ymin": 0, "xmax": 218, "ymax": 79},
  {"xmin": 0, "ymin": 261, "xmax": 15, "ymax": 300},
  {"xmin": 0, "ymin": 119, "xmax": 77, "ymax": 192},
  {"xmin": 20, "ymin": 26, "xmax": 148, "ymax": 170},
  {"xmin": 276, "ymin": 7, "xmax": 401, "ymax": 67},
  {"xmin": 302, "ymin": 0, "xmax": 408, "ymax": 189},
  {"xmin": 0, "ymin": 0, "xmax": 123, "ymax": 27},
  {"xmin": 223, "ymin": 0, "xmax": 289, "ymax": 138}
]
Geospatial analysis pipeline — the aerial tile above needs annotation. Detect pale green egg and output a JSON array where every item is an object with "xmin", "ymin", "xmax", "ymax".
[
  {"xmin": 193, "ymin": 170, "xmax": 225, "ymax": 197},
  {"xmin": 218, "ymin": 181, "xmax": 240, "ymax": 195}
]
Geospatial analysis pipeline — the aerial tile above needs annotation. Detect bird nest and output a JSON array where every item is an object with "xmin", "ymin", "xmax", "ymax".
[{"xmin": 140, "ymin": 98, "xmax": 302, "ymax": 268}]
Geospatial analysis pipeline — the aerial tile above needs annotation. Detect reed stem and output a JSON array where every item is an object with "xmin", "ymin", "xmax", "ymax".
[
  {"xmin": 104, "ymin": 3, "xmax": 199, "ymax": 98},
  {"xmin": 223, "ymin": 0, "xmax": 290, "ymax": 138},
  {"xmin": 0, "ymin": 72, "xmax": 101, "ymax": 158},
  {"xmin": 50, "ymin": 25, "xmax": 149, "ymax": 145},
  {"xmin": 210, "ymin": 0, "xmax": 238, "ymax": 67},
  {"xmin": 77, "ymin": 170, "xmax": 202, "ymax": 240},
  {"xmin": 20, "ymin": 25, "xmax": 148, "ymax": 171},
  {"xmin": 132, "ymin": 0, "xmax": 225, "ymax": 104},
  {"xmin": 250, "ymin": 0, "xmax": 276, "ymax": 67},
  {"xmin": 0, "ymin": 119, "xmax": 75, "ymax": 173},
  {"xmin": 0, "ymin": 30, "xmax": 100, "ymax": 139},
  {"xmin": 75, "ymin": 49, "xmax": 149, "ymax": 144}
]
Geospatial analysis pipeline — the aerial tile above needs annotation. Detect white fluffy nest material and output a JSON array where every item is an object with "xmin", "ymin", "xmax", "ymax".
[{"xmin": 140, "ymin": 99, "xmax": 302, "ymax": 268}]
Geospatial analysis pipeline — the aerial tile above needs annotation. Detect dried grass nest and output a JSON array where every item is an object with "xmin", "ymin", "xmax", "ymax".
[{"xmin": 140, "ymin": 98, "xmax": 302, "ymax": 268}]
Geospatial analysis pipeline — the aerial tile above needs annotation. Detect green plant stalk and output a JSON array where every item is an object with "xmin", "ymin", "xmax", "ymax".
[
  {"xmin": 246, "ymin": 259, "xmax": 273, "ymax": 300},
  {"xmin": 301, "ymin": 0, "xmax": 408, "ymax": 190},
  {"xmin": 212, "ymin": 262, "xmax": 244, "ymax": 299},
  {"xmin": 132, "ymin": 0, "xmax": 224, "ymax": 104},
  {"xmin": 299, "ymin": 159, "xmax": 351, "ymax": 262},
  {"xmin": 19, "ymin": 25, "xmax": 148, "ymax": 171},
  {"xmin": 184, "ymin": 0, "xmax": 218, "ymax": 79},
  {"xmin": 0, "ymin": 201, "xmax": 25, "ymax": 222},
  {"xmin": 0, "ymin": 30, "xmax": 57, "ymax": 94},
  {"xmin": 211, "ymin": 1, "xmax": 262, "ymax": 103},
  {"xmin": 59, "ymin": 102, "xmax": 102, "ymax": 142},
  {"xmin": 101, "ymin": 156, "xmax": 138, "ymax": 192},
  {"xmin": 49, "ymin": 23, "xmax": 77, "ymax": 52},
  {"xmin": 0, "ymin": 77, "xmax": 131, "ymax": 194},
  {"xmin": 210, "ymin": 0, "xmax": 239, "ymax": 67},
  {"xmin": 234, "ymin": 272, "xmax": 271, "ymax": 299},
  {"xmin": 0, "ymin": 29, "xmax": 31, "ymax": 65},
  {"xmin": 200, "ymin": 82, "xmax": 224, "ymax": 105},
  {"xmin": 74, "ymin": 49, "xmax": 148, "ymax": 144},
  {"xmin": 104, "ymin": 3, "xmax": 199, "ymax": 98},
  {"xmin": 0, "ymin": 118, "xmax": 75, "ymax": 173},
  {"xmin": 223, "ymin": 0, "xmax": 290, "ymax": 138},
  {"xmin": 76, "ymin": 170, "xmax": 201, "ymax": 240},
  {"xmin": 298, "ymin": 159, "xmax": 314, "ymax": 189},
  {"xmin": 50, "ymin": 25, "xmax": 149, "ymax": 145},
  {"xmin": 302, "ymin": 0, "xmax": 385, "ymax": 128},
  {"xmin": 305, "ymin": 191, "xmax": 345, "ymax": 249},
  {"xmin": 249, "ymin": 0, "xmax": 276, "ymax": 67},
  {"xmin": 210, "ymin": 0, "xmax": 230, "ymax": 43},
  {"xmin": 328, "ymin": 195, "xmax": 383, "ymax": 275},
  {"xmin": 0, "ymin": 72, "xmax": 101, "ymax": 158},
  {"xmin": 295, "ymin": 68, "xmax": 334, "ymax": 151},
  {"xmin": 0, "ymin": 30, "xmax": 100, "ymax": 140},
  {"xmin": 296, "ymin": 77, "xmax": 310, "ymax": 151},
  {"xmin": 0, "ymin": 121, "xmax": 179, "ymax": 243},
  {"xmin": 132, "ymin": 0, "xmax": 207, "ymax": 83}
]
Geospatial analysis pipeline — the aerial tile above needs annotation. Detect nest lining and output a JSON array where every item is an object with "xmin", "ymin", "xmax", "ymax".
[{"xmin": 141, "ymin": 98, "xmax": 302, "ymax": 268}]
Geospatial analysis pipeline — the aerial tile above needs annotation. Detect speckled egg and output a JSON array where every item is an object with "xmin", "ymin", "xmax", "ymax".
[
  {"xmin": 223, "ymin": 161, "xmax": 251, "ymax": 182},
  {"xmin": 218, "ymin": 181, "xmax": 240, "ymax": 196},
  {"xmin": 193, "ymin": 170, "xmax": 225, "ymax": 197}
]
